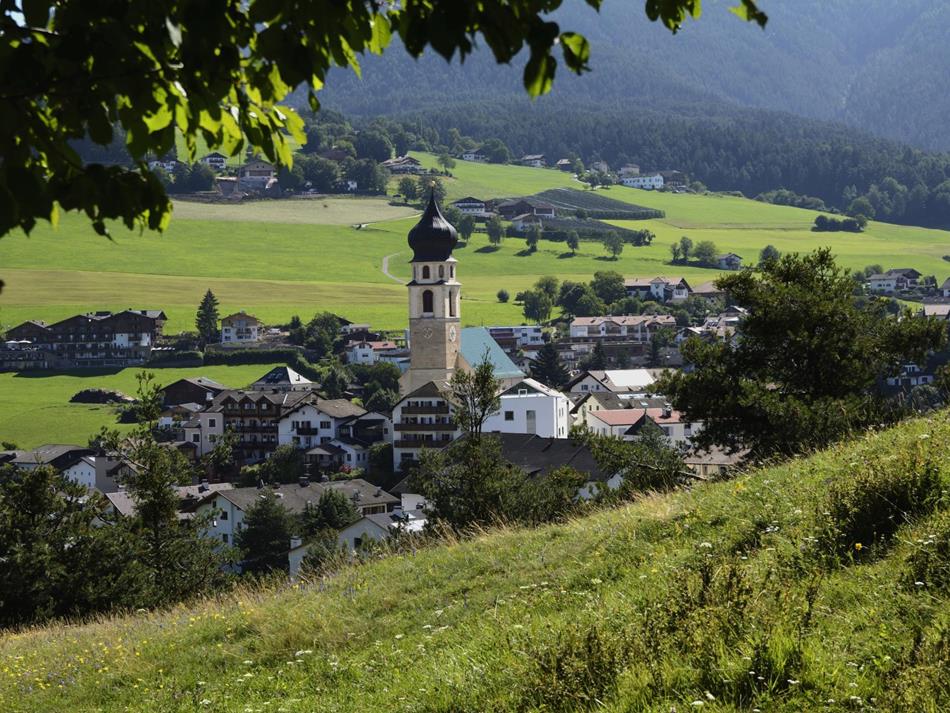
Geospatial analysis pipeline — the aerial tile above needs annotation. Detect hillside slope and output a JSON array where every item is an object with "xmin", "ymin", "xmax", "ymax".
[
  {"xmin": 3, "ymin": 414, "xmax": 950, "ymax": 711},
  {"xmin": 317, "ymin": 0, "xmax": 950, "ymax": 151}
]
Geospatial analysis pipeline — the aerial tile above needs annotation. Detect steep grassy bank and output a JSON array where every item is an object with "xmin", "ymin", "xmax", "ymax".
[{"xmin": 2, "ymin": 413, "xmax": 949, "ymax": 711}]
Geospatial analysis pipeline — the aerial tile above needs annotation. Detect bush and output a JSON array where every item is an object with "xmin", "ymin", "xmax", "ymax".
[
  {"xmin": 497, "ymin": 289, "xmax": 510, "ymax": 303},
  {"xmin": 813, "ymin": 446, "xmax": 942, "ymax": 560},
  {"xmin": 147, "ymin": 350, "xmax": 203, "ymax": 367}
]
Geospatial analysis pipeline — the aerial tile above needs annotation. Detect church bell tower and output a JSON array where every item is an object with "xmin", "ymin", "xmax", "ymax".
[{"xmin": 400, "ymin": 193, "xmax": 461, "ymax": 395}]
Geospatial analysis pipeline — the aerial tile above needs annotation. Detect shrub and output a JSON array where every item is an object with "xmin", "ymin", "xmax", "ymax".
[
  {"xmin": 517, "ymin": 623, "xmax": 625, "ymax": 711},
  {"xmin": 813, "ymin": 447, "xmax": 942, "ymax": 560},
  {"xmin": 497, "ymin": 289, "xmax": 510, "ymax": 303}
]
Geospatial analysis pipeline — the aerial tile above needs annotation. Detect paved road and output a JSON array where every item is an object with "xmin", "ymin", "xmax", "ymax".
[{"xmin": 381, "ymin": 253, "xmax": 405, "ymax": 284}]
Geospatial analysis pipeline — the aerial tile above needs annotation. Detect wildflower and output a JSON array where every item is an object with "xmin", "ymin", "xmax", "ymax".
[
  {"xmin": 699, "ymin": 541, "xmax": 713, "ymax": 549},
  {"xmin": 854, "ymin": 542, "xmax": 863, "ymax": 551},
  {"xmin": 200, "ymin": 700, "xmax": 212, "ymax": 706}
]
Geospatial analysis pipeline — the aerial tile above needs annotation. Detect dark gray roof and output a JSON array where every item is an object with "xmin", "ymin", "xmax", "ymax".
[
  {"xmin": 408, "ymin": 194, "xmax": 458, "ymax": 262},
  {"xmin": 486, "ymin": 433, "xmax": 613, "ymax": 482},
  {"xmin": 12, "ymin": 444, "xmax": 93, "ymax": 467},
  {"xmin": 208, "ymin": 478, "xmax": 397, "ymax": 514}
]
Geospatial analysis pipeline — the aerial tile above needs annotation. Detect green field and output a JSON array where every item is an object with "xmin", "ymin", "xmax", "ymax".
[
  {"xmin": 2, "ymin": 155, "xmax": 950, "ymax": 446},
  {"xmin": 0, "ymin": 364, "xmax": 282, "ymax": 449},
  {"xmin": 2, "ymin": 413, "xmax": 948, "ymax": 711}
]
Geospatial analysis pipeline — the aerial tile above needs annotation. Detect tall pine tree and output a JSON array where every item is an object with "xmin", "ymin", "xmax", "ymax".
[
  {"xmin": 195, "ymin": 289, "xmax": 220, "ymax": 346},
  {"xmin": 530, "ymin": 341, "xmax": 569, "ymax": 388}
]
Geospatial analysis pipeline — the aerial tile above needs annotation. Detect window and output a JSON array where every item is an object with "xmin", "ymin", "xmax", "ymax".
[
  {"xmin": 504, "ymin": 411, "xmax": 514, "ymax": 421},
  {"xmin": 450, "ymin": 265, "xmax": 455, "ymax": 278},
  {"xmin": 422, "ymin": 265, "xmax": 430, "ymax": 279},
  {"xmin": 422, "ymin": 289, "xmax": 434, "ymax": 314},
  {"xmin": 192, "ymin": 434, "xmax": 200, "ymax": 443},
  {"xmin": 438, "ymin": 265, "xmax": 444, "ymax": 278},
  {"xmin": 208, "ymin": 418, "xmax": 216, "ymax": 428},
  {"xmin": 449, "ymin": 290, "xmax": 457, "ymax": 317},
  {"xmin": 219, "ymin": 510, "xmax": 228, "ymax": 521},
  {"xmin": 320, "ymin": 420, "xmax": 331, "ymax": 429}
]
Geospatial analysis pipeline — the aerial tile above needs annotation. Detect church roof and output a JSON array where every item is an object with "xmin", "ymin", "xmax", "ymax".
[
  {"xmin": 408, "ymin": 193, "xmax": 458, "ymax": 262},
  {"xmin": 460, "ymin": 327, "xmax": 524, "ymax": 380}
]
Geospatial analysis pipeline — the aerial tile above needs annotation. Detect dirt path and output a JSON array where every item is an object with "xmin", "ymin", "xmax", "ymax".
[{"xmin": 381, "ymin": 253, "xmax": 405, "ymax": 284}]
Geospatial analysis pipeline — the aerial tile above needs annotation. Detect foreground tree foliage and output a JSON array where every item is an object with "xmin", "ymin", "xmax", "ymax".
[
  {"xmin": 0, "ymin": 1, "xmax": 765, "ymax": 241},
  {"xmin": 657, "ymin": 248, "xmax": 948, "ymax": 458}
]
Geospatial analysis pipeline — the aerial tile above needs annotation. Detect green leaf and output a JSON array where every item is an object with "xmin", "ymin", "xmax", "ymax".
[
  {"xmin": 369, "ymin": 14, "xmax": 392, "ymax": 55},
  {"xmin": 730, "ymin": 0, "xmax": 768, "ymax": 27},
  {"xmin": 560, "ymin": 32, "xmax": 591, "ymax": 74},
  {"xmin": 523, "ymin": 53, "xmax": 556, "ymax": 97}
]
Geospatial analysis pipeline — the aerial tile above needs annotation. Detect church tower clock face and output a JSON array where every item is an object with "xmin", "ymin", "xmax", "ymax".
[
  {"xmin": 422, "ymin": 326, "xmax": 434, "ymax": 341},
  {"xmin": 449, "ymin": 326, "xmax": 457, "ymax": 342}
]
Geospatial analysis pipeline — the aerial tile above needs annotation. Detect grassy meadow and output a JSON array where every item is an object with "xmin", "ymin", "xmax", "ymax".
[
  {"xmin": 2, "ymin": 412, "xmax": 949, "ymax": 711},
  {"xmin": 2, "ymin": 154, "xmax": 950, "ymax": 446},
  {"xmin": 0, "ymin": 364, "xmax": 282, "ymax": 450}
]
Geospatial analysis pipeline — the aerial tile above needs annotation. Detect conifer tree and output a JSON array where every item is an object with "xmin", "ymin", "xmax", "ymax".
[
  {"xmin": 195, "ymin": 289, "xmax": 220, "ymax": 347},
  {"xmin": 530, "ymin": 341, "xmax": 569, "ymax": 388}
]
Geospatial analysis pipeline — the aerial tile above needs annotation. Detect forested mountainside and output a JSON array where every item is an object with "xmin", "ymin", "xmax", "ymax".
[
  {"xmin": 347, "ymin": 104, "xmax": 950, "ymax": 229},
  {"xmin": 314, "ymin": 0, "xmax": 950, "ymax": 152}
]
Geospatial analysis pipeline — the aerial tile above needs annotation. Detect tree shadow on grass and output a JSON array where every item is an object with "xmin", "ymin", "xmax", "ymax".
[
  {"xmin": 515, "ymin": 249, "xmax": 536, "ymax": 257},
  {"xmin": 557, "ymin": 252, "xmax": 577, "ymax": 259},
  {"xmin": 475, "ymin": 245, "xmax": 501, "ymax": 253},
  {"xmin": 594, "ymin": 255, "xmax": 620, "ymax": 262}
]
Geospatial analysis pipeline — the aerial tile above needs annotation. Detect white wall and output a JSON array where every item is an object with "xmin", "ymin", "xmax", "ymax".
[
  {"xmin": 62, "ymin": 460, "xmax": 97, "ymax": 490},
  {"xmin": 337, "ymin": 519, "xmax": 389, "ymax": 551},
  {"xmin": 277, "ymin": 404, "xmax": 341, "ymax": 448},
  {"xmin": 483, "ymin": 391, "xmax": 571, "ymax": 438}
]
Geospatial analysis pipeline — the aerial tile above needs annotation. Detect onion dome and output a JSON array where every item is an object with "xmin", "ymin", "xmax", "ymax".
[{"xmin": 408, "ymin": 192, "xmax": 458, "ymax": 262}]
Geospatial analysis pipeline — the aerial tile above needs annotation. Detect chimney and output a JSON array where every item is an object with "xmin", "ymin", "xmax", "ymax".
[
  {"xmin": 198, "ymin": 478, "xmax": 210, "ymax": 493},
  {"xmin": 290, "ymin": 536, "xmax": 302, "ymax": 550}
]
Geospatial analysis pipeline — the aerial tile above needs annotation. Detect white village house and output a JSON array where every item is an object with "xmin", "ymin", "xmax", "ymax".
[{"xmin": 482, "ymin": 378, "xmax": 572, "ymax": 439}]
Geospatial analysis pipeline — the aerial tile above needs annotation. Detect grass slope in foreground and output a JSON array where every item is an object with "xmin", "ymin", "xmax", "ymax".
[
  {"xmin": 3, "ymin": 413, "xmax": 949, "ymax": 711},
  {"xmin": 0, "ymin": 364, "xmax": 283, "ymax": 449}
]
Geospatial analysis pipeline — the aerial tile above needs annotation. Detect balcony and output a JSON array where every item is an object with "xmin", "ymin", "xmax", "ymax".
[
  {"xmin": 394, "ymin": 438, "xmax": 452, "ymax": 449},
  {"xmin": 395, "ymin": 422, "xmax": 456, "ymax": 432},
  {"xmin": 294, "ymin": 426, "xmax": 320, "ymax": 436},
  {"xmin": 400, "ymin": 404, "xmax": 450, "ymax": 415}
]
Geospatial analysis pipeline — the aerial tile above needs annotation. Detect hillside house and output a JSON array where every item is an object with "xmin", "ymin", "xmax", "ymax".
[
  {"xmin": 556, "ymin": 158, "xmax": 573, "ymax": 172},
  {"xmin": 659, "ymin": 170, "xmax": 687, "ymax": 187},
  {"xmin": 589, "ymin": 160, "xmax": 610, "ymax": 174},
  {"xmin": 346, "ymin": 339, "xmax": 401, "ymax": 365},
  {"xmin": 619, "ymin": 164, "xmax": 641, "ymax": 178},
  {"xmin": 220, "ymin": 311, "xmax": 262, "ymax": 344},
  {"xmin": 565, "ymin": 369, "xmax": 656, "ymax": 396},
  {"xmin": 621, "ymin": 174, "xmax": 663, "ymax": 190},
  {"xmin": 495, "ymin": 198, "xmax": 556, "ymax": 220},
  {"xmin": 276, "ymin": 395, "xmax": 372, "ymax": 451},
  {"xmin": 382, "ymin": 155, "xmax": 423, "ymax": 174},
  {"xmin": 569, "ymin": 315, "xmax": 677, "ymax": 343},
  {"xmin": 5, "ymin": 310, "xmax": 166, "ymax": 368},
  {"xmin": 624, "ymin": 277, "xmax": 692, "ymax": 302},
  {"xmin": 460, "ymin": 151, "xmax": 487, "ymax": 162},
  {"xmin": 238, "ymin": 160, "xmax": 276, "ymax": 191},
  {"xmin": 940, "ymin": 277, "xmax": 950, "ymax": 297},
  {"xmin": 482, "ymin": 378, "xmax": 572, "ymax": 439},
  {"xmin": 450, "ymin": 196, "xmax": 488, "ymax": 216},
  {"xmin": 586, "ymin": 406, "xmax": 696, "ymax": 445},
  {"xmin": 161, "ymin": 376, "xmax": 227, "ymax": 407},
  {"xmin": 200, "ymin": 152, "xmax": 228, "ymax": 172},
  {"xmin": 487, "ymin": 325, "xmax": 544, "ymax": 351},
  {"xmin": 518, "ymin": 154, "xmax": 546, "ymax": 168},
  {"xmin": 391, "ymin": 381, "xmax": 460, "ymax": 471},
  {"xmin": 511, "ymin": 213, "xmax": 543, "ymax": 231},
  {"xmin": 716, "ymin": 253, "xmax": 743, "ymax": 271},
  {"xmin": 196, "ymin": 479, "xmax": 398, "ymax": 547}
]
